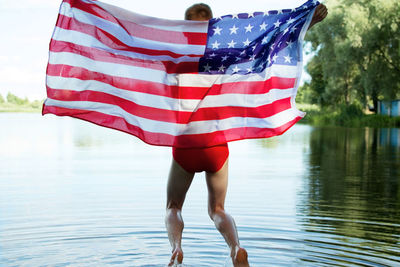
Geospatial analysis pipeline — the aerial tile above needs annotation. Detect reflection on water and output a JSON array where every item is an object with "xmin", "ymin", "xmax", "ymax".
[
  {"xmin": 298, "ymin": 127, "xmax": 400, "ymax": 266},
  {"xmin": 0, "ymin": 114, "xmax": 399, "ymax": 266}
]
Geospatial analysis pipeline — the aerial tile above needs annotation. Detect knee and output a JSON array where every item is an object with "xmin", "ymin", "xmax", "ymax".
[
  {"xmin": 166, "ymin": 200, "xmax": 183, "ymax": 211},
  {"xmin": 208, "ymin": 205, "xmax": 225, "ymax": 221}
]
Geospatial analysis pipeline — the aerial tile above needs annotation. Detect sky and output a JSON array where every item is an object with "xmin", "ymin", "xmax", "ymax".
[{"xmin": 0, "ymin": 0, "xmax": 310, "ymax": 100}]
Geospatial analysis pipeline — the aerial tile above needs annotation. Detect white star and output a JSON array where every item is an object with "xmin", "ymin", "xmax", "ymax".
[
  {"xmin": 272, "ymin": 54, "xmax": 278, "ymax": 62},
  {"xmin": 227, "ymin": 40, "xmax": 237, "ymax": 48},
  {"xmin": 291, "ymin": 8, "xmax": 297, "ymax": 12},
  {"xmin": 303, "ymin": 5, "xmax": 308, "ymax": 10},
  {"xmin": 290, "ymin": 26, "xmax": 298, "ymax": 33},
  {"xmin": 264, "ymin": 11, "xmax": 269, "ymax": 16},
  {"xmin": 245, "ymin": 24, "xmax": 254, "ymax": 33},
  {"xmin": 243, "ymin": 38, "xmax": 251, "ymax": 47},
  {"xmin": 277, "ymin": 9, "xmax": 283, "ymax": 15},
  {"xmin": 213, "ymin": 26, "xmax": 222, "ymax": 35},
  {"xmin": 232, "ymin": 65, "xmax": 240, "ymax": 73},
  {"xmin": 218, "ymin": 65, "xmax": 226, "ymax": 72},
  {"xmin": 286, "ymin": 40, "xmax": 294, "ymax": 48},
  {"xmin": 212, "ymin": 40, "xmax": 220, "ymax": 49},
  {"xmin": 231, "ymin": 14, "xmax": 239, "ymax": 19},
  {"xmin": 249, "ymin": 54, "xmax": 256, "ymax": 61},
  {"xmin": 252, "ymin": 44, "xmax": 257, "ymax": 51},
  {"xmin": 240, "ymin": 50, "xmax": 247, "ymax": 55},
  {"xmin": 235, "ymin": 56, "xmax": 242, "ymax": 61},
  {"xmin": 246, "ymin": 67, "xmax": 254, "ymax": 73},
  {"xmin": 284, "ymin": 55, "xmax": 292, "ymax": 63},
  {"xmin": 274, "ymin": 20, "xmax": 281, "ymax": 28},
  {"xmin": 312, "ymin": 0, "xmax": 318, "ymax": 5},
  {"xmin": 221, "ymin": 55, "xmax": 229, "ymax": 61},
  {"xmin": 248, "ymin": 12, "xmax": 255, "ymax": 18},
  {"xmin": 287, "ymin": 17, "xmax": 295, "ymax": 24},
  {"xmin": 259, "ymin": 22, "xmax": 268, "ymax": 31},
  {"xmin": 283, "ymin": 28, "xmax": 289, "ymax": 35},
  {"xmin": 278, "ymin": 42, "xmax": 282, "ymax": 47},
  {"xmin": 229, "ymin": 25, "xmax": 239, "ymax": 34},
  {"xmin": 262, "ymin": 36, "xmax": 269, "ymax": 44},
  {"xmin": 209, "ymin": 52, "xmax": 217, "ymax": 58},
  {"xmin": 203, "ymin": 64, "xmax": 211, "ymax": 72}
]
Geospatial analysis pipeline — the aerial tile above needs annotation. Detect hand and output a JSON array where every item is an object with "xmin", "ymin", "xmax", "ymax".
[{"xmin": 308, "ymin": 4, "xmax": 328, "ymax": 29}]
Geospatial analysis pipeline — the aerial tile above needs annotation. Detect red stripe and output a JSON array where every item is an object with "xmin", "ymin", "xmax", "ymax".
[
  {"xmin": 56, "ymin": 14, "xmax": 202, "ymax": 59},
  {"xmin": 46, "ymin": 87, "xmax": 293, "ymax": 123},
  {"xmin": 62, "ymin": 0, "xmax": 207, "ymax": 45},
  {"xmin": 47, "ymin": 64, "xmax": 296, "ymax": 99},
  {"xmin": 42, "ymin": 104, "xmax": 303, "ymax": 148},
  {"xmin": 50, "ymin": 40, "xmax": 200, "ymax": 74}
]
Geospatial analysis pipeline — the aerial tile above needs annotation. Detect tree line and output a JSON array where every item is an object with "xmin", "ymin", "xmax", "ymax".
[{"xmin": 298, "ymin": 0, "xmax": 399, "ymax": 113}]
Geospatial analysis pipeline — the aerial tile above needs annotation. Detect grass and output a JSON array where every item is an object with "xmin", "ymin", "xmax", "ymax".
[
  {"xmin": 0, "ymin": 101, "xmax": 43, "ymax": 113},
  {"xmin": 297, "ymin": 103, "xmax": 400, "ymax": 128}
]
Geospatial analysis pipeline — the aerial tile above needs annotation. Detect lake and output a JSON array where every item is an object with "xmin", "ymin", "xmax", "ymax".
[{"xmin": 0, "ymin": 113, "xmax": 399, "ymax": 266}]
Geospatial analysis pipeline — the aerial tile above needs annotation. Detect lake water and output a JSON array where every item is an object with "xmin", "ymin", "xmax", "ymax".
[{"xmin": 0, "ymin": 113, "xmax": 399, "ymax": 266}]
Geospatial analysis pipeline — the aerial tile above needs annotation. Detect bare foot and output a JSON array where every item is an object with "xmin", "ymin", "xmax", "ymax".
[
  {"xmin": 168, "ymin": 247, "xmax": 183, "ymax": 266},
  {"xmin": 232, "ymin": 247, "xmax": 249, "ymax": 267}
]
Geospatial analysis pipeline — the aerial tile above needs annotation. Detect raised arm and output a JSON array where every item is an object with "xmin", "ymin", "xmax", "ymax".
[{"xmin": 308, "ymin": 4, "xmax": 328, "ymax": 29}]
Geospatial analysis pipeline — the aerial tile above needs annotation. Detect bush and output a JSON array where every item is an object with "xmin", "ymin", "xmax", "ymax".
[{"xmin": 6, "ymin": 92, "xmax": 29, "ymax": 105}]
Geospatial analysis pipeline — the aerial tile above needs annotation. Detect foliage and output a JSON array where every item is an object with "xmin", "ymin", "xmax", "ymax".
[
  {"xmin": 0, "ymin": 92, "xmax": 43, "ymax": 112},
  {"xmin": 299, "ymin": 104, "xmax": 400, "ymax": 128},
  {"xmin": 304, "ymin": 0, "xmax": 400, "ymax": 111}
]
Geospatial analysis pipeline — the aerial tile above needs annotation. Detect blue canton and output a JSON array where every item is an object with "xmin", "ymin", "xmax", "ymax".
[{"xmin": 198, "ymin": 0, "xmax": 319, "ymax": 74}]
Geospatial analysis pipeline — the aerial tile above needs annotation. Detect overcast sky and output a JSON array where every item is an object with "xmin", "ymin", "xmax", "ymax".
[{"xmin": 0, "ymin": 0, "xmax": 310, "ymax": 100}]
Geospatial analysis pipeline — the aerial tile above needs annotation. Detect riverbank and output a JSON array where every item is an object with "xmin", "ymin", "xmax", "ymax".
[
  {"xmin": 0, "ymin": 102, "xmax": 43, "ymax": 113},
  {"xmin": 298, "ymin": 104, "xmax": 400, "ymax": 128}
]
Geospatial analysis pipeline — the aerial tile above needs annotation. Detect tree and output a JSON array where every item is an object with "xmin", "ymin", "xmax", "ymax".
[
  {"xmin": 6, "ymin": 92, "xmax": 29, "ymax": 105},
  {"xmin": 0, "ymin": 94, "xmax": 4, "ymax": 103},
  {"xmin": 305, "ymin": 0, "xmax": 400, "ymax": 111}
]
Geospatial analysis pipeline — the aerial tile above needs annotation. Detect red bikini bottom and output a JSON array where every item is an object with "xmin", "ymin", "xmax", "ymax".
[{"xmin": 172, "ymin": 143, "xmax": 229, "ymax": 173}]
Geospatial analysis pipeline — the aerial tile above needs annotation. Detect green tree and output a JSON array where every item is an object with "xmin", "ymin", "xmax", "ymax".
[
  {"xmin": 0, "ymin": 94, "xmax": 4, "ymax": 103},
  {"xmin": 305, "ymin": 0, "xmax": 400, "ymax": 111},
  {"xmin": 6, "ymin": 92, "xmax": 29, "ymax": 105}
]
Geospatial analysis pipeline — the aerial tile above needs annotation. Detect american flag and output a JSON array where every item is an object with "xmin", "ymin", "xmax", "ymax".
[{"xmin": 43, "ymin": 0, "xmax": 319, "ymax": 148}]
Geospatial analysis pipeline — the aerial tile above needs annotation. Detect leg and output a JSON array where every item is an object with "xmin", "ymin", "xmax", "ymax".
[
  {"xmin": 165, "ymin": 159, "xmax": 195, "ymax": 266},
  {"xmin": 205, "ymin": 158, "xmax": 249, "ymax": 267}
]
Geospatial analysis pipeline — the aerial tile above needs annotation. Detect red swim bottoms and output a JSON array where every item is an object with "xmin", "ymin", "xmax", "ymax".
[{"xmin": 172, "ymin": 143, "xmax": 229, "ymax": 173}]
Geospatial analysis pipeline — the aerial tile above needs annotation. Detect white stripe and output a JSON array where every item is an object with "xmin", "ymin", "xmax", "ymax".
[
  {"xmin": 46, "ymin": 75, "xmax": 296, "ymax": 111},
  {"xmin": 49, "ymin": 50, "xmax": 299, "ymax": 87},
  {"xmin": 52, "ymin": 27, "xmax": 200, "ymax": 64},
  {"xmin": 44, "ymin": 98, "xmax": 301, "ymax": 135},
  {"xmin": 177, "ymin": 64, "xmax": 299, "ymax": 87},
  {"xmin": 49, "ymin": 51, "xmax": 178, "ymax": 86},
  {"xmin": 60, "ymin": 2, "xmax": 206, "ymax": 56},
  {"xmin": 82, "ymin": 0, "xmax": 209, "ymax": 33}
]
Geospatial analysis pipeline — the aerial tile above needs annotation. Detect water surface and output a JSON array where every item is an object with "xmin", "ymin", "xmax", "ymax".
[{"xmin": 0, "ymin": 113, "xmax": 399, "ymax": 266}]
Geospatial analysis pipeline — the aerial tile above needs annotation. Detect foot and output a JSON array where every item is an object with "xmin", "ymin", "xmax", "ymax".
[
  {"xmin": 232, "ymin": 247, "xmax": 249, "ymax": 267},
  {"xmin": 168, "ymin": 247, "xmax": 183, "ymax": 266}
]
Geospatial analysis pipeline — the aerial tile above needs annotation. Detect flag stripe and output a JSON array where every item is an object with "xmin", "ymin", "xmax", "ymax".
[
  {"xmin": 43, "ymin": 98, "xmax": 303, "ymax": 135},
  {"xmin": 47, "ymin": 64, "xmax": 296, "ymax": 99},
  {"xmin": 55, "ymin": 13, "xmax": 206, "ymax": 57},
  {"xmin": 42, "ymin": 104, "xmax": 302, "ymax": 147},
  {"xmin": 46, "ymin": 87, "xmax": 292, "ymax": 123},
  {"xmin": 46, "ymin": 75, "xmax": 297, "ymax": 110},
  {"xmin": 52, "ymin": 27, "xmax": 199, "ymax": 61},
  {"xmin": 48, "ymin": 51, "xmax": 299, "ymax": 86},
  {"xmin": 59, "ymin": 1, "xmax": 208, "ymax": 45},
  {"xmin": 50, "ymin": 40, "xmax": 200, "ymax": 74}
]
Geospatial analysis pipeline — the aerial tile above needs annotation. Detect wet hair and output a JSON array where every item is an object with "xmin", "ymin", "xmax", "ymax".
[{"xmin": 185, "ymin": 3, "xmax": 213, "ymax": 20}]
